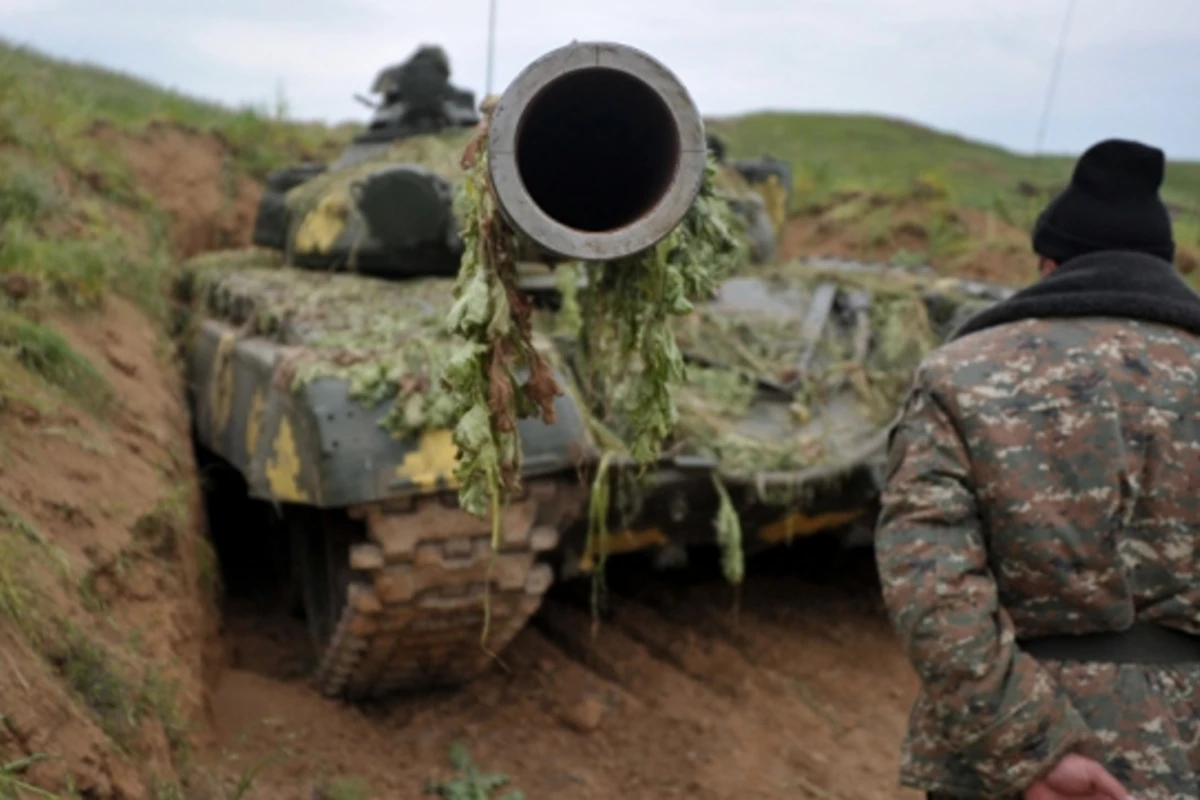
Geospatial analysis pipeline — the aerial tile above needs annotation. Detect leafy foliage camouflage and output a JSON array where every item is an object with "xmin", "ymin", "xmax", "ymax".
[
  {"xmin": 445, "ymin": 114, "xmax": 751, "ymax": 579},
  {"xmin": 175, "ymin": 248, "xmax": 470, "ymax": 441},
  {"xmin": 667, "ymin": 263, "xmax": 940, "ymax": 482},
  {"xmin": 553, "ymin": 159, "xmax": 751, "ymax": 465}
]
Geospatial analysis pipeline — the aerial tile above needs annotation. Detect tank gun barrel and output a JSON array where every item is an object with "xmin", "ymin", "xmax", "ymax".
[{"xmin": 486, "ymin": 42, "xmax": 707, "ymax": 262}]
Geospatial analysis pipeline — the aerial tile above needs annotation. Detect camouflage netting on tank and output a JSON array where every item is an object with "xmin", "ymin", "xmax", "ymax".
[
  {"xmin": 289, "ymin": 130, "xmax": 474, "ymax": 205},
  {"xmin": 672, "ymin": 265, "xmax": 941, "ymax": 484},
  {"xmin": 563, "ymin": 261, "xmax": 1004, "ymax": 581},
  {"xmin": 175, "ymin": 247, "xmax": 496, "ymax": 439},
  {"xmin": 175, "ymin": 251, "xmax": 962, "ymax": 492},
  {"xmin": 552, "ymin": 260, "xmax": 960, "ymax": 513}
]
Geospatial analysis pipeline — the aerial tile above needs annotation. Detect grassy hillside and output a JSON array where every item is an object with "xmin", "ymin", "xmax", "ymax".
[
  {"xmin": 0, "ymin": 37, "xmax": 353, "ymax": 321},
  {"xmin": 711, "ymin": 111, "xmax": 1200, "ymax": 214},
  {"xmin": 0, "ymin": 39, "xmax": 356, "ymax": 798},
  {"xmin": 0, "ymin": 39, "xmax": 348, "ymax": 179},
  {"xmin": 711, "ymin": 112, "xmax": 1200, "ymax": 282}
]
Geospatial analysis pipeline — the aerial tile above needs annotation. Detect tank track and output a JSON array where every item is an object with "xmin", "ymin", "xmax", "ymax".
[{"xmin": 311, "ymin": 478, "xmax": 566, "ymax": 700}]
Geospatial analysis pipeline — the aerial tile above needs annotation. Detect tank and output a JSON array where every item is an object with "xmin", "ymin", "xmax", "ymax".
[
  {"xmin": 177, "ymin": 41, "xmax": 728, "ymax": 700},
  {"xmin": 176, "ymin": 40, "xmax": 1014, "ymax": 702}
]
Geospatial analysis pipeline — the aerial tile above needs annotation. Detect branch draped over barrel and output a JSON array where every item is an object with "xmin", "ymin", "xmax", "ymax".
[{"xmin": 442, "ymin": 41, "xmax": 748, "ymax": 585}]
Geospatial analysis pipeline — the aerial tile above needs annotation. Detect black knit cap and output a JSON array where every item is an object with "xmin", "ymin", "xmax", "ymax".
[{"xmin": 1032, "ymin": 138, "xmax": 1175, "ymax": 264}]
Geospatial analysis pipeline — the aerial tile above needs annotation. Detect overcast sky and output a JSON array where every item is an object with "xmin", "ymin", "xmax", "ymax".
[{"xmin": 2, "ymin": 0, "xmax": 1197, "ymax": 160}]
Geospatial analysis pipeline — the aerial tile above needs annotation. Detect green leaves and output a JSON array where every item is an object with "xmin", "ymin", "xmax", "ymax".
[
  {"xmin": 443, "ymin": 145, "xmax": 751, "ymax": 597},
  {"xmin": 566, "ymin": 158, "xmax": 749, "ymax": 466},
  {"xmin": 445, "ymin": 147, "xmax": 748, "ymax": 543},
  {"xmin": 444, "ymin": 146, "xmax": 559, "ymax": 522}
]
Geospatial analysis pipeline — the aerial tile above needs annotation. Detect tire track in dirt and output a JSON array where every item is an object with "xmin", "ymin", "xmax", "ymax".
[{"xmin": 206, "ymin": 544, "xmax": 922, "ymax": 799}]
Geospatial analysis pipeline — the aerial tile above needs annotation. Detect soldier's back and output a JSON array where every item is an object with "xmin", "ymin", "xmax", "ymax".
[{"xmin": 926, "ymin": 314, "xmax": 1200, "ymax": 796}]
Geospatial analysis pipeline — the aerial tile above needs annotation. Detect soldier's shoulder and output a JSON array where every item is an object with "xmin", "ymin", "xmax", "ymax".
[
  {"xmin": 917, "ymin": 316, "xmax": 1200, "ymax": 392},
  {"xmin": 938, "ymin": 316, "xmax": 1200, "ymax": 357},
  {"xmin": 928, "ymin": 318, "xmax": 1037, "ymax": 361},
  {"xmin": 911, "ymin": 319, "xmax": 1043, "ymax": 387}
]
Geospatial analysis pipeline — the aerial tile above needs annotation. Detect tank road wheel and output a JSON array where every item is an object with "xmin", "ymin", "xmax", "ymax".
[{"xmin": 306, "ymin": 479, "xmax": 565, "ymax": 700}]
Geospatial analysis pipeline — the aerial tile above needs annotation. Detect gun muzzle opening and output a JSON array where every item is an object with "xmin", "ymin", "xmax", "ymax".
[
  {"xmin": 514, "ymin": 68, "xmax": 680, "ymax": 234},
  {"xmin": 488, "ymin": 42, "xmax": 707, "ymax": 262}
]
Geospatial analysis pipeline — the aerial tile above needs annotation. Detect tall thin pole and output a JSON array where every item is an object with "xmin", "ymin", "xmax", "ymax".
[
  {"xmin": 1034, "ymin": 0, "xmax": 1076, "ymax": 156},
  {"xmin": 486, "ymin": 0, "xmax": 497, "ymax": 96}
]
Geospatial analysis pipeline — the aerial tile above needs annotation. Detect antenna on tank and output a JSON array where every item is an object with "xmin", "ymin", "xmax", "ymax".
[
  {"xmin": 486, "ymin": 0, "xmax": 498, "ymax": 96},
  {"xmin": 1034, "ymin": 0, "xmax": 1076, "ymax": 157}
]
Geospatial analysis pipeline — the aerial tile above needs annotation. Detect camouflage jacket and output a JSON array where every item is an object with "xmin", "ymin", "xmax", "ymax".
[{"xmin": 875, "ymin": 251, "xmax": 1200, "ymax": 798}]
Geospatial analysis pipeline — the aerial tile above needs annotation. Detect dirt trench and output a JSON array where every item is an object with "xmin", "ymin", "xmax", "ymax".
[
  {"xmin": 211, "ymin": 541, "xmax": 922, "ymax": 800},
  {"xmin": 1, "ymin": 122, "xmax": 924, "ymax": 798},
  {"xmin": 90, "ymin": 119, "xmax": 263, "ymax": 259},
  {"xmin": 0, "ymin": 298, "xmax": 216, "ymax": 798},
  {"xmin": 0, "ymin": 119, "xmax": 263, "ymax": 798}
]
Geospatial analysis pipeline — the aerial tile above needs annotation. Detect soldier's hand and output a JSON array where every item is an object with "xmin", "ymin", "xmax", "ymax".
[{"xmin": 1022, "ymin": 753, "xmax": 1132, "ymax": 800}]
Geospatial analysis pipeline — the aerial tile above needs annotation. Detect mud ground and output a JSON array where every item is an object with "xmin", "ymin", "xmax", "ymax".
[{"xmin": 209, "ymin": 542, "xmax": 921, "ymax": 799}]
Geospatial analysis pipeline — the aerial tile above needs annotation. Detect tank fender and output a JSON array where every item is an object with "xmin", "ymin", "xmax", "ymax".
[{"xmin": 187, "ymin": 319, "xmax": 594, "ymax": 508}]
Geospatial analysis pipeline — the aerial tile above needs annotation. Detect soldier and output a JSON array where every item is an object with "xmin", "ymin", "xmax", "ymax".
[{"xmin": 875, "ymin": 138, "xmax": 1200, "ymax": 799}]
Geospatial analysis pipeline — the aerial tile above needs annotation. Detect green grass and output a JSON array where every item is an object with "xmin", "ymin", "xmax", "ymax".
[
  {"xmin": 0, "ymin": 501, "xmax": 71, "ymax": 640},
  {"xmin": 711, "ymin": 111, "xmax": 1200, "ymax": 214},
  {"xmin": 138, "ymin": 668, "xmax": 189, "ymax": 759},
  {"xmin": 0, "ymin": 35, "xmax": 354, "ymax": 404},
  {"xmin": 0, "ymin": 38, "xmax": 348, "ymax": 180},
  {"xmin": 1, "ymin": 748, "xmax": 62, "ymax": 800},
  {"xmin": 0, "ymin": 311, "xmax": 114, "ymax": 414},
  {"xmin": 0, "ymin": 524, "xmax": 38, "ymax": 634},
  {"xmin": 712, "ymin": 111, "xmax": 1200, "ymax": 279},
  {"xmin": 425, "ymin": 743, "xmax": 523, "ymax": 800},
  {"xmin": 47, "ymin": 628, "xmax": 190, "ymax": 757},
  {"xmin": 319, "ymin": 776, "xmax": 373, "ymax": 800},
  {"xmin": 56, "ymin": 629, "xmax": 143, "ymax": 745}
]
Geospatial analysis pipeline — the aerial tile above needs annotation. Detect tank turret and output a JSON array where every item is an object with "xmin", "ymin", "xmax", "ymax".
[
  {"xmin": 249, "ymin": 43, "xmax": 482, "ymax": 269},
  {"xmin": 348, "ymin": 44, "xmax": 481, "ymax": 156},
  {"xmin": 250, "ymin": 42, "xmax": 791, "ymax": 280}
]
